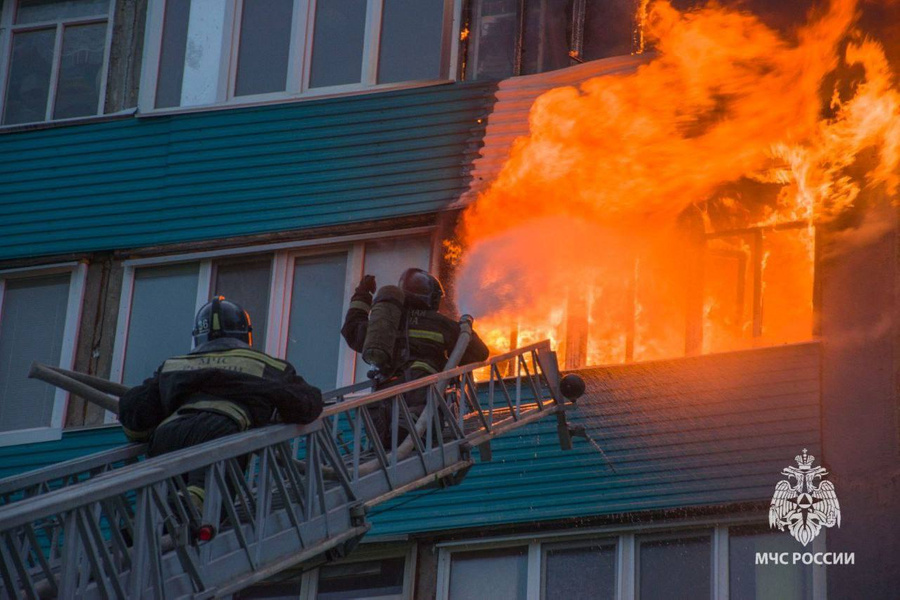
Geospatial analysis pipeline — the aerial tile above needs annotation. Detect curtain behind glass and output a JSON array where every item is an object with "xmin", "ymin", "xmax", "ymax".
[
  {"xmin": 0, "ymin": 274, "xmax": 69, "ymax": 432},
  {"xmin": 122, "ymin": 263, "xmax": 199, "ymax": 386},
  {"xmin": 286, "ymin": 253, "xmax": 348, "ymax": 390}
]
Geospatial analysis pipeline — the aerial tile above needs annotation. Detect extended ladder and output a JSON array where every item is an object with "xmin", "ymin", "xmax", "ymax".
[{"xmin": 0, "ymin": 341, "xmax": 579, "ymax": 599}]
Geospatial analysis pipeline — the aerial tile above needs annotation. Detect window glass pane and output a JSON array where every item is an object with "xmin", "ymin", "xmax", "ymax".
[
  {"xmin": 470, "ymin": 0, "xmax": 519, "ymax": 80},
  {"xmin": 582, "ymin": 0, "xmax": 635, "ymax": 61},
  {"xmin": 317, "ymin": 557, "xmax": 405, "ymax": 599},
  {"xmin": 179, "ymin": 0, "xmax": 227, "ymax": 106},
  {"xmin": 308, "ymin": 0, "xmax": 367, "ymax": 89},
  {"xmin": 122, "ymin": 263, "xmax": 199, "ymax": 386},
  {"xmin": 53, "ymin": 22, "xmax": 106, "ymax": 119},
  {"xmin": 16, "ymin": 0, "xmax": 108, "ymax": 24},
  {"xmin": 639, "ymin": 535, "xmax": 711, "ymax": 599},
  {"xmin": 3, "ymin": 28, "xmax": 54, "ymax": 125},
  {"xmin": 377, "ymin": 0, "xmax": 444, "ymax": 84},
  {"xmin": 522, "ymin": 0, "xmax": 572, "ymax": 75},
  {"xmin": 449, "ymin": 547, "xmax": 528, "ymax": 600},
  {"xmin": 355, "ymin": 237, "xmax": 431, "ymax": 381},
  {"xmin": 544, "ymin": 542, "xmax": 616, "ymax": 600},
  {"xmin": 729, "ymin": 529, "xmax": 813, "ymax": 600},
  {"xmin": 234, "ymin": 0, "xmax": 293, "ymax": 97},
  {"xmin": 155, "ymin": 0, "xmax": 191, "ymax": 109},
  {"xmin": 286, "ymin": 253, "xmax": 348, "ymax": 391},
  {"xmin": 212, "ymin": 258, "xmax": 271, "ymax": 352},
  {"xmin": 0, "ymin": 274, "xmax": 69, "ymax": 433}
]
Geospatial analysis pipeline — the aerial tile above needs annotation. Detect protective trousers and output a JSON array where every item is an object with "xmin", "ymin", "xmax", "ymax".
[
  {"xmin": 148, "ymin": 410, "xmax": 244, "ymax": 510},
  {"xmin": 368, "ymin": 369, "xmax": 430, "ymax": 450}
]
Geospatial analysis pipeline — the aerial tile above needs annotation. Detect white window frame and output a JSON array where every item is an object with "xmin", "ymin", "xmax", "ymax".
[
  {"xmin": 0, "ymin": 262, "xmax": 87, "ymax": 447},
  {"xmin": 139, "ymin": 0, "xmax": 463, "ymax": 115},
  {"xmin": 435, "ymin": 517, "xmax": 828, "ymax": 600},
  {"xmin": 0, "ymin": 0, "xmax": 114, "ymax": 127},
  {"xmin": 108, "ymin": 227, "xmax": 434, "ymax": 421}
]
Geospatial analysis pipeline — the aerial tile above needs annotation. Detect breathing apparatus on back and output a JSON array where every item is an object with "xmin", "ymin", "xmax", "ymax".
[{"xmin": 361, "ymin": 268, "xmax": 445, "ymax": 380}]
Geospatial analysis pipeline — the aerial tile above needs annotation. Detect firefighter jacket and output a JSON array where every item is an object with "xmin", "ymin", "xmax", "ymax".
[
  {"xmin": 341, "ymin": 287, "xmax": 490, "ymax": 377},
  {"xmin": 119, "ymin": 337, "xmax": 323, "ymax": 442}
]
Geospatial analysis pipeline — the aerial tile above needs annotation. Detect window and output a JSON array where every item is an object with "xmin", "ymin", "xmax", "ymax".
[
  {"xmin": 285, "ymin": 252, "xmax": 349, "ymax": 391},
  {"xmin": 637, "ymin": 533, "xmax": 712, "ymax": 599},
  {"xmin": 0, "ymin": 0, "xmax": 112, "ymax": 125},
  {"xmin": 543, "ymin": 541, "xmax": 616, "ymax": 600},
  {"xmin": 449, "ymin": 546, "xmax": 528, "ymax": 600},
  {"xmin": 466, "ymin": 0, "xmax": 642, "ymax": 80},
  {"xmin": 0, "ymin": 264, "xmax": 86, "ymax": 446},
  {"xmin": 728, "ymin": 526, "xmax": 813, "ymax": 600},
  {"xmin": 354, "ymin": 236, "xmax": 431, "ymax": 381},
  {"xmin": 316, "ymin": 556, "xmax": 406, "ymax": 599},
  {"xmin": 120, "ymin": 262, "xmax": 200, "ymax": 386},
  {"xmin": 142, "ymin": 0, "xmax": 457, "ymax": 111},
  {"xmin": 438, "ymin": 525, "xmax": 825, "ymax": 600},
  {"xmin": 235, "ymin": 543, "xmax": 414, "ymax": 599},
  {"xmin": 111, "ymin": 232, "xmax": 433, "ymax": 396},
  {"xmin": 212, "ymin": 257, "xmax": 273, "ymax": 351}
]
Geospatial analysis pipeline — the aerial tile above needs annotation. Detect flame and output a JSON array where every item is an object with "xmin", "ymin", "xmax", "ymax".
[{"xmin": 456, "ymin": 0, "xmax": 900, "ymax": 367}]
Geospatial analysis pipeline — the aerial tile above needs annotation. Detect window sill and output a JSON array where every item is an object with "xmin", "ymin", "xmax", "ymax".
[
  {"xmin": 0, "ymin": 108, "xmax": 138, "ymax": 136},
  {"xmin": 137, "ymin": 79, "xmax": 456, "ymax": 119},
  {"xmin": 0, "ymin": 427, "xmax": 63, "ymax": 448}
]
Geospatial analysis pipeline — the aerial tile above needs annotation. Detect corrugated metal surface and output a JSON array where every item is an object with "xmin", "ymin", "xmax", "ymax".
[
  {"xmin": 457, "ymin": 54, "xmax": 650, "ymax": 205},
  {"xmin": 0, "ymin": 82, "xmax": 496, "ymax": 261},
  {"xmin": 0, "ymin": 426, "xmax": 129, "ymax": 480},
  {"xmin": 369, "ymin": 342, "xmax": 822, "ymax": 535}
]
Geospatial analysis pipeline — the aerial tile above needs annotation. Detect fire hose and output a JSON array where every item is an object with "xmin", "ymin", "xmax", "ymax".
[{"xmin": 355, "ymin": 314, "xmax": 473, "ymax": 478}]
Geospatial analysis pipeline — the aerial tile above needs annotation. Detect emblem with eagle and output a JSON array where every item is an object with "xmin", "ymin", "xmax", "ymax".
[{"xmin": 769, "ymin": 449, "xmax": 841, "ymax": 546}]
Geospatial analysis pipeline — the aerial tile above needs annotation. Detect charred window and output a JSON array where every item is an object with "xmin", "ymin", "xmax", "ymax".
[{"xmin": 465, "ymin": 0, "xmax": 642, "ymax": 80}]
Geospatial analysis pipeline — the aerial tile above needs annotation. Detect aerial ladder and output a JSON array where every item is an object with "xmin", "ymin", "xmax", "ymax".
[{"xmin": 0, "ymin": 338, "xmax": 583, "ymax": 599}]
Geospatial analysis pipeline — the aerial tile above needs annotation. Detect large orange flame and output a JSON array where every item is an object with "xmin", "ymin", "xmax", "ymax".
[{"xmin": 456, "ymin": 0, "xmax": 900, "ymax": 367}]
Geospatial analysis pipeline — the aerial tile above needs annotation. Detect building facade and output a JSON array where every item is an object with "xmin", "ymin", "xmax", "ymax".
[{"xmin": 1, "ymin": 0, "xmax": 898, "ymax": 598}]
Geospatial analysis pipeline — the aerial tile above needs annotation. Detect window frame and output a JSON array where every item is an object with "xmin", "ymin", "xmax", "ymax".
[
  {"xmin": 0, "ymin": 0, "xmax": 114, "ymax": 127},
  {"xmin": 435, "ymin": 519, "xmax": 829, "ymax": 600},
  {"xmin": 139, "ymin": 0, "xmax": 463, "ymax": 115},
  {"xmin": 108, "ymin": 227, "xmax": 434, "ymax": 422},
  {"xmin": 302, "ymin": 542, "xmax": 417, "ymax": 599},
  {"xmin": 633, "ymin": 529, "xmax": 716, "ymax": 600},
  {"xmin": 0, "ymin": 262, "xmax": 87, "ymax": 447}
]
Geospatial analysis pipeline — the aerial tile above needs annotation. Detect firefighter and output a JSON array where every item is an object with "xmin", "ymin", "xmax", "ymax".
[
  {"xmin": 119, "ymin": 296, "xmax": 323, "ymax": 510},
  {"xmin": 341, "ymin": 268, "xmax": 489, "ymax": 446}
]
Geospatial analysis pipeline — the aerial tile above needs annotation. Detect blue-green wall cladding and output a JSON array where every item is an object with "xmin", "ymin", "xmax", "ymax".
[
  {"xmin": 368, "ymin": 342, "xmax": 822, "ymax": 536},
  {"xmin": 0, "ymin": 82, "xmax": 496, "ymax": 260}
]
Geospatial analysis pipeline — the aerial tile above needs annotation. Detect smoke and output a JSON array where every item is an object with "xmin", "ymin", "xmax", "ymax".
[{"xmin": 455, "ymin": 216, "xmax": 638, "ymax": 317}]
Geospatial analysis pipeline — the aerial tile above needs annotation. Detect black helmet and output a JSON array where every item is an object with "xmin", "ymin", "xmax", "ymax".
[
  {"xmin": 192, "ymin": 296, "xmax": 253, "ymax": 347},
  {"xmin": 398, "ymin": 268, "xmax": 444, "ymax": 310}
]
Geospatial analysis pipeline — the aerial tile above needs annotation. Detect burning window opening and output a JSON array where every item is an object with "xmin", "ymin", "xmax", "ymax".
[
  {"xmin": 460, "ymin": 219, "xmax": 815, "ymax": 372},
  {"xmin": 454, "ymin": 0, "xmax": 900, "ymax": 373}
]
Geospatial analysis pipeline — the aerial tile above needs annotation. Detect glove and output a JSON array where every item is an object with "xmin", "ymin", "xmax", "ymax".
[{"xmin": 355, "ymin": 275, "xmax": 376, "ymax": 295}]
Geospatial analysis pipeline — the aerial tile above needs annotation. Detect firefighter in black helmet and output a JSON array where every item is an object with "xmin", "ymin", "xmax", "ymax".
[
  {"xmin": 341, "ymin": 268, "xmax": 489, "ymax": 446},
  {"xmin": 119, "ymin": 296, "xmax": 323, "ymax": 510}
]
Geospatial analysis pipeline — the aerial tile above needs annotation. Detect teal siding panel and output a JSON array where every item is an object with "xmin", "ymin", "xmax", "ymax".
[
  {"xmin": 0, "ymin": 82, "xmax": 496, "ymax": 260},
  {"xmin": 0, "ymin": 426, "xmax": 129, "ymax": 480},
  {"xmin": 368, "ymin": 343, "xmax": 822, "ymax": 536}
]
